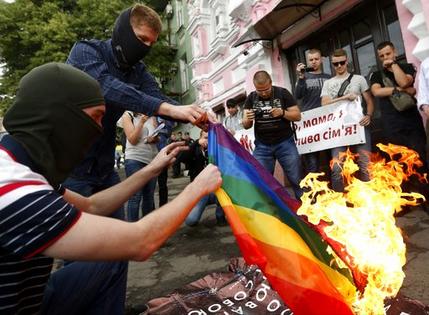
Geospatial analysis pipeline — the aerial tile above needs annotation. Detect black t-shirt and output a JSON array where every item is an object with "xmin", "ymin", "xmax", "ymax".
[
  {"xmin": 244, "ymin": 86, "xmax": 297, "ymax": 144},
  {"xmin": 370, "ymin": 63, "xmax": 419, "ymax": 121}
]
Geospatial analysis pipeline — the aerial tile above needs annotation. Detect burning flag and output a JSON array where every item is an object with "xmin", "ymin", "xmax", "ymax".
[
  {"xmin": 299, "ymin": 144, "xmax": 425, "ymax": 314},
  {"xmin": 208, "ymin": 123, "xmax": 357, "ymax": 315},
  {"xmin": 208, "ymin": 122, "xmax": 425, "ymax": 315}
]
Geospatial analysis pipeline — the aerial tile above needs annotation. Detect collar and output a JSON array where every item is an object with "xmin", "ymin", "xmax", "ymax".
[{"xmin": 0, "ymin": 134, "xmax": 37, "ymax": 172}]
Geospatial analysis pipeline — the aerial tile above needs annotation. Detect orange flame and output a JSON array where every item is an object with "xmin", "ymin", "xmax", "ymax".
[{"xmin": 298, "ymin": 143, "xmax": 426, "ymax": 314}]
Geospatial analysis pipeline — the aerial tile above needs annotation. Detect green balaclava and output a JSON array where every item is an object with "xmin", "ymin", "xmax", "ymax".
[{"xmin": 3, "ymin": 62, "xmax": 104, "ymax": 188}]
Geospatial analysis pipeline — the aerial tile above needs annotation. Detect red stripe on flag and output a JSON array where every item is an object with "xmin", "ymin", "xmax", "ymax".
[
  {"xmin": 221, "ymin": 202, "xmax": 354, "ymax": 315},
  {"xmin": 267, "ymin": 273, "xmax": 354, "ymax": 315},
  {"xmin": 234, "ymin": 232, "xmax": 354, "ymax": 315}
]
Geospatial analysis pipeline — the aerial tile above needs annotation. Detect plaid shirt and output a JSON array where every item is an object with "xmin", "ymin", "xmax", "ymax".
[{"xmin": 66, "ymin": 39, "xmax": 176, "ymax": 178}]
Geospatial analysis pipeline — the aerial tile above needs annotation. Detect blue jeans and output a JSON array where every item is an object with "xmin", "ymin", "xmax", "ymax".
[
  {"xmin": 331, "ymin": 127, "xmax": 371, "ymax": 192},
  {"xmin": 253, "ymin": 137, "xmax": 303, "ymax": 199},
  {"xmin": 302, "ymin": 151, "xmax": 320, "ymax": 174},
  {"xmin": 125, "ymin": 159, "xmax": 157, "ymax": 221},
  {"xmin": 185, "ymin": 193, "xmax": 225, "ymax": 226},
  {"xmin": 41, "ymin": 261, "xmax": 127, "ymax": 315}
]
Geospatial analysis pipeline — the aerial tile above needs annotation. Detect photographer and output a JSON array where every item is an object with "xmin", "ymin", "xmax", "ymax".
[
  {"xmin": 242, "ymin": 71, "xmax": 303, "ymax": 199},
  {"xmin": 295, "ymin": 49, "xmax": 331, "ymax": 174}
]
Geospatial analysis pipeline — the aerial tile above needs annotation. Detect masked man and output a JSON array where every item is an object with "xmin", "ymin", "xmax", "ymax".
[{"xmin": 0, "ymin": 63, "xmax": 221, "ymax": 315}]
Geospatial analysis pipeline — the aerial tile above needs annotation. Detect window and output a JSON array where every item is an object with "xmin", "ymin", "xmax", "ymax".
[
  {"xmin": 213, "ymin": 78, "xmax": 224, "ymax": 96},
  {"xmin": 232, "ymin": 67, "xmax": 246, "ymax": 84},
  {"xmin": 192, "ymin": 35, "xmax": 201, "ymax": 57},
  {"xmin": 176, "ymin": 0, "xmax": 183, "ymax": 28},
  {"xmin": 353, "ymin": 19, "xmax": 372, "ymax": 45},
  {"xmin": 179, "ymin": 57, "xmax": 189, "ymax": 92},
  {"xmin": 383, "ymin": 5, "xmax": 405, "ymax": 57},
  {"xmin": 356, "ymin": 42, "xmax": 377, "ymax": 78}
]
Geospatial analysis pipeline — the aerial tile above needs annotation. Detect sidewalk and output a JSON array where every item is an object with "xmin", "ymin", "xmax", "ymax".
[
  {"xmin": 123, "ymin": 171, "xmax": 240, "ymax": 314},
  {"xmin": 122, "ymin": 169, "xmax": 429, "ymax": 313}
]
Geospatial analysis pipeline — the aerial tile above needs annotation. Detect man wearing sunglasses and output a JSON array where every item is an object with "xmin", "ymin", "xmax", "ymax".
[{"xmin": 320, "ymin": 49, "xmax": 374, "ymax": 192}]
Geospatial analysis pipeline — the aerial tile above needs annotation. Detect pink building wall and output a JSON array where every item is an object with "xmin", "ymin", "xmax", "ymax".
[{"xmin": 395, "ymin": 0, "xmax": 420, "ymax": 67}]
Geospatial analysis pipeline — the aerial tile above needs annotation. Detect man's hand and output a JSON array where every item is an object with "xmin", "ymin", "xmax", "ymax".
[
  {"xmin": 296, "ymin": 63, "xmax": 305, "ymax": 79},
  {"xmin": 158, "ymin": 103, "xmax": 205, "ymax": 124},
  {"xmin": 383, "ymin": 59, "xmax": 395, "ymax": 69},
  {"xmin": 271, "ymin": 107, "xmax": 284, "ymax": 118},
  {"xmin": 191, "ymin": 164, "xmax": 222, "ymax": 197},
  {"xmin": 244, "ymin": 110, "xmax": 255, "ymax": 121},
  {"xmin": 397, "ymin": 86, "xmax": 416, "ymax": 96},
  {"xmin": 359, "ymin": 115, "xmax": 371, "ymax": 126},
  {"xmin": 344, "ymin": 93, "xmax": 357, "ymax": 101},
  {"xmin": 147, "ymin": 141, "xmax": 188, "ymax": 176}
]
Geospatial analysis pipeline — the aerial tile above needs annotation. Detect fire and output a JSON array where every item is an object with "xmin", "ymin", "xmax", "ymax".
[{"xmin": 298, "ymin": 143, "xmax": 426, "ymax": 315}]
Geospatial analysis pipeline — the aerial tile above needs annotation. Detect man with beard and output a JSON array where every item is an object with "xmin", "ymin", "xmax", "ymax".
[
  {"xmin": 242, "ymin": 71, "xmax": 303, "ymax": 199},
  {"xmin": 0, "ymin": 63, "xmax": 222, "ymax": 314}
]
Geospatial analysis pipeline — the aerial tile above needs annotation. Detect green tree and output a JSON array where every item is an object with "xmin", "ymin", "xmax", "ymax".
[{"xmin": 0, "ymin": 0, "xmax": 174, "ymax": 115}]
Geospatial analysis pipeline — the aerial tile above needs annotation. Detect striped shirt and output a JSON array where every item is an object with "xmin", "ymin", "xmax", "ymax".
[{"xmin": 0, "ymin": 135, "xmax": 81, "ymax": 314}]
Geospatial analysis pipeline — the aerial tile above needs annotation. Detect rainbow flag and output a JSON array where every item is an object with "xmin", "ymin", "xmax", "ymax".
[{"xmin": 208, "ymin": 123, "xmax": 357, "ymax": 315}]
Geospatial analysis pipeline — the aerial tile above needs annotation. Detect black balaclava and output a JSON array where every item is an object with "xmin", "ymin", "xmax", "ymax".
[
  {"xmin": 111, "ymin": 7, "xmax": 151, "ymax": 71},
  {"xmin": 3, "ymin": 62, "xmax": 104, "ymax": 188}
]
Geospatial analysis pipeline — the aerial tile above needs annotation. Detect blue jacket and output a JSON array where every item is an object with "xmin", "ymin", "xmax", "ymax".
[{"xmin": 66, "ymin": 39, "xmax": 176, "ymax": 179}]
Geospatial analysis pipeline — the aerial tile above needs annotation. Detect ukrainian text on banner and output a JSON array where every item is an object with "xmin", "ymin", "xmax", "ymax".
[{"xmin": 294, "ymin": 99, "xmax": 366, "ymax": 154}]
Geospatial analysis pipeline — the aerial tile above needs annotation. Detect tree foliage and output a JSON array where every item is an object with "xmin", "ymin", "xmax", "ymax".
[{"xmin": 0, "ymin": 0, "xmax": 175, "ymax": 115}]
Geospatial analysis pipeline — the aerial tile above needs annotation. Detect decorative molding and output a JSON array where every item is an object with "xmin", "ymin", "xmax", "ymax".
[
  {"xmin": 402, "ymin": 0, "xmax": 429, "ymax": 61},
  {"xmin": 228, "ymin": 0, "xmax": 253, "ymax": 23}
]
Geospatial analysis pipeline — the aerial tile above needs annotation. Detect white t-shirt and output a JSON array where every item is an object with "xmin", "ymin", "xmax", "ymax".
[
  {"xmin": 321, "ymin": 74, "xmax": 369, "ymax": 99},
  {"xmin": 125, "ymin": 114, "xmax": 158, "ymax": 165}
]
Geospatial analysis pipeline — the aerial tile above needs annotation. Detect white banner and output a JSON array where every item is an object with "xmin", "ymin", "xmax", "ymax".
[
  {"xmin": 293, "ymin": 99, "xmax": 366, "ymax": 155},
  {"xmin": 233, "ymin": 127, "xmax": 255, "ymax": 153}
]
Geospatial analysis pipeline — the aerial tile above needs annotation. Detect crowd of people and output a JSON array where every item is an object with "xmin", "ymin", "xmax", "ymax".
[
  {"xmin": 1, "ymin": 2, "xmax": 429, "ymax": 315},
  {"xmin": 231, "ymin": 44, "xmax": 429, "ymax": 207}
]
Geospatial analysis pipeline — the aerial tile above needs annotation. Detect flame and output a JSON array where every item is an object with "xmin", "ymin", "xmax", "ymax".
[{"xmin": 298, "ymin": 143, "xmax": 426, "ymax": 315}]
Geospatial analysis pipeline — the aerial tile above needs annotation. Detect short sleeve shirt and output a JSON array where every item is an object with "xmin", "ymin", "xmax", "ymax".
[
  {"xmin": 369, "ymin": 63, "xmax": 416, "ymax": 116},
  {"xmin": 244, "ymin": 86, "xmax": 297, "ymax": 144},
  {"xmin": 0, "ymin": 136, "xmax": 81, "ymax": 314},
  {"xmin": 320, "ymin": 74, "xmax": 369, "ymax": 99}
]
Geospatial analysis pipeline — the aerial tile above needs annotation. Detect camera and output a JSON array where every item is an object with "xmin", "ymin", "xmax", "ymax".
[
  {"xmin": 300, "ymin": 66, "xmax": 314, "ymax": 73},
  {"xmin": 254, "ymin": 107, "xmax": 271, "ymax": 119}
]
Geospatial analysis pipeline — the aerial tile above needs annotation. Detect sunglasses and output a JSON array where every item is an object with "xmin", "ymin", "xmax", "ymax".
[{"xmin": 332, "ymin": 60, "xmax": 347, "ymax": 67}]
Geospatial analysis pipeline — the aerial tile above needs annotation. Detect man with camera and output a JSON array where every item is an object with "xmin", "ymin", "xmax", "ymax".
[
  {"xmin": 242, "ymin": 71, "xmax": 303, "ymax": 199},
  {"xmin": 295, "ymin": 49, "xmax": 331, "ymax": 174}
]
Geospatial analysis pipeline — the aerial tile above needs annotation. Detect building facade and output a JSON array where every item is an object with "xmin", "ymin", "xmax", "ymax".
[
  {"xmin": 186, "ymin": 0, "xmax": 429, "ymax": 123},
  {"xmin": 163, "ymin": 0, "xmax": 197, "ymax": 106}
]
